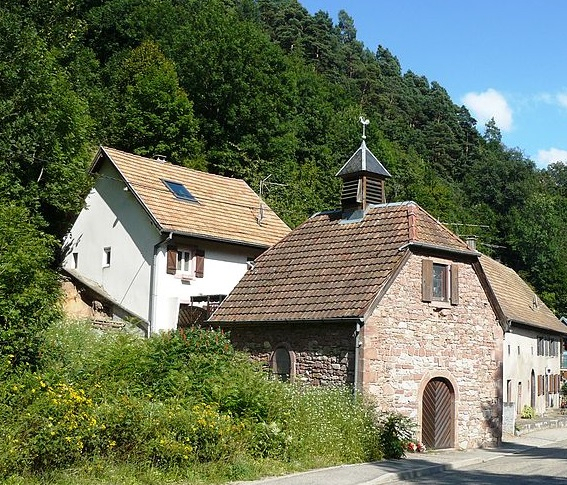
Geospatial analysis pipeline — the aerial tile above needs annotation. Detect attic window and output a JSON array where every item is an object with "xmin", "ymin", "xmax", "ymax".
[{"xmin": 162, "ymin": 180, "xmax": 197, "ymax": 202}]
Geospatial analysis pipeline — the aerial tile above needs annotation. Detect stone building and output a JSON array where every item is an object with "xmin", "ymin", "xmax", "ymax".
[{"xmin": 210, "ymin": 134, "xmax": 505, "ymax": 450}]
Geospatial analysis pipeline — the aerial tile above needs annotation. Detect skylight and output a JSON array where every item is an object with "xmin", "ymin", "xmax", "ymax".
[{"xmin": 162, "ymin": 180, "xmax": 197, "ymax": 202}]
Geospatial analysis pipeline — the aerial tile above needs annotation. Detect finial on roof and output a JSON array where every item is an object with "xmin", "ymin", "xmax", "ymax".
[{"xmin": 359, "ymin": 116, "xmax": 370, "ymax": 140}]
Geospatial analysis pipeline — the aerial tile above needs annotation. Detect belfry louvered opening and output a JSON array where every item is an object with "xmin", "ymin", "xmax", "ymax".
[{"xmin": 340, "ymin": 176, "xmax": 385, "ymax": 210}]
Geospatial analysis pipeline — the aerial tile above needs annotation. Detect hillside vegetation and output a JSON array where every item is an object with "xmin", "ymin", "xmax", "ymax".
[{"xmin": 0, "ymin": 322, "xmax": 391, "ymax": 483}]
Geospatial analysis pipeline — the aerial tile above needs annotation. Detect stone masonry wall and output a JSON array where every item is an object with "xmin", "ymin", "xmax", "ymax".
[
  {"xmin": 227, "ymin": 322, "xmax": 356, "ymax": 386},
  {"xmin": 361, "ymin": 253, "xmax": 503, "ymax": 449}
]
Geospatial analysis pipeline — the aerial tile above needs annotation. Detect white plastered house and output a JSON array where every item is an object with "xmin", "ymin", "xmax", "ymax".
[
  {"xmin": 479, "ymin": 255, "xmax": 566, "ymax": 416},
  {"xmin": 62, "ymin": 146, "xmax": 290, "ymax": 335}
]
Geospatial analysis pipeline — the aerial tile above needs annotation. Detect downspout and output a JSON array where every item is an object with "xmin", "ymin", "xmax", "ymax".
[
  {"xmin": 149, "ymin": 232, "xmax": 173, "ymax": 336},
  {"xmin": 354, "ymin": 319, "xmax": 363, "ymax": 394}
]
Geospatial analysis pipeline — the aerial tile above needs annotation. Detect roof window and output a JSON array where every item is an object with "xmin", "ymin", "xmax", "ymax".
[{"xmin": 162, "ymin": 180, "xmax": 197, "ymax": 202}]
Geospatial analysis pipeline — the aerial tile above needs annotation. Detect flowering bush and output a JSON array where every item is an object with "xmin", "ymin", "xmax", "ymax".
[{"xmin": 407, "ymin": 441, "xmax": 426, "ymax": 453}]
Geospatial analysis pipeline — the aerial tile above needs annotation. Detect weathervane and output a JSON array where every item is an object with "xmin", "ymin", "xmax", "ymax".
[{"xmin": 359, "ymin": 116, "xmax": 370, "ymax": 140}]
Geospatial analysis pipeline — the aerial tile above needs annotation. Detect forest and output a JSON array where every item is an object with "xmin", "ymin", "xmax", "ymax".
[{"xmin": 2, "ymin": 0, "xmax": 567, "ymax": 353}]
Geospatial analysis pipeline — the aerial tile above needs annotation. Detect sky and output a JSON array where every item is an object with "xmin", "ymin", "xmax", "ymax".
[{"xmin": 300, "ymin": 0, "xmax": 567, "ymax": 168}]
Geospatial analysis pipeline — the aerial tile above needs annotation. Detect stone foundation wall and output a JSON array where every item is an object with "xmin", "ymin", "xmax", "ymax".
[
  {"xmin": 361, "ymin": 253, "xmax": 503, "ymax": 449},
  {"xmin": 226, "ymin": 322, "xmax": 356, "ymax": 386}
]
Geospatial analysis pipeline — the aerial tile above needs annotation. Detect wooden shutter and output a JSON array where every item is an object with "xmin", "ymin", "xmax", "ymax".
[
  {"xmin": 422, "ymin": 259, "xmax": 433, "ymax": 302},
  {"xmin": 195, "ymin": 249, "xmax": 205, "ymax": 278},
  {"xmin": 450, "ymin": 264, "xmax": 459, "ymax": 305},
  {"xmin": 166, "ymin": 245, "xmax": 177, "ymax": 274}
]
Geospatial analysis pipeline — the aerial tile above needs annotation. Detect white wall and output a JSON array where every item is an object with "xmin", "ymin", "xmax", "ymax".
[
  {"xmin": 64, "ymin": 160, "xmax": 266, "ymax": 334},
  {"xmin": 63, "ymin": 163, "xmax": 159, "ymax": 321},
  {"xmin": 503, "ymin": 327, "xmax": 562, "ymax": 415},
  {"xmin": 152, "ymin": 239, "xmax": 262, "ymax": 332}
]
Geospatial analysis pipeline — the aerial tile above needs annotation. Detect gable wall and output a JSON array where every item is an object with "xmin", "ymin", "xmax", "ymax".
[
  {"xmin": 361, "ymin": 253, "xmax": 503, "ymax": 449},
  {"xmin": 63, "ymin": 162, "xmax": 159, "ymax": 320}
]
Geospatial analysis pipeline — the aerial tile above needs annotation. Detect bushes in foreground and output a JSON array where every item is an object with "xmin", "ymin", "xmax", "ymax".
[{"xmin": 0, "ymin": 321, "xmax": 413, "ymax": 483}]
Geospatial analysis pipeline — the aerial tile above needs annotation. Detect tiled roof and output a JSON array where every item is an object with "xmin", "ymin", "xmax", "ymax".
[
  {"xmin": 479, "ymin": 255, "xmax": 566, "ymax": 334},
  {"xmin": 94, "ymin": 147, "xmax": 290, "ymax": 248},
  {"xmin": 210, "ymin": 201, "xmax": 472, "ymax": 323}
]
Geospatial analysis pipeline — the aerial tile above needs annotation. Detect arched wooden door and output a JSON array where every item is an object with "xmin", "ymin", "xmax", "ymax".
[{"xmin": 422, "ymin": 377, "xmax": 455, "ymax": 449}]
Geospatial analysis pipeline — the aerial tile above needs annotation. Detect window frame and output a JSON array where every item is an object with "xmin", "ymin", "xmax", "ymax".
[
  {"xmin": 166, "ymin": 245, "xmax": 205, "ymax": 279},
  {"xmin": 103, "ymin": 247, "xmax": 111, "ymax": 268},
  {"xmin": 422, "ymin": 259, "xmax": 459, "ymax": 305},
  {"xmin": 270, "ymin": 344, "xmax": 295, "ymax": 382}
]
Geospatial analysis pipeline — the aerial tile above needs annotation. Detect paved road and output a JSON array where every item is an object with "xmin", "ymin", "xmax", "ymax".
[
  {"xmin": 232, "ymin": 428, "xmax": 567, "ymax": 485},
  {"xmin": 389, "ymin": 431, "xmax": 567, "ymax": 483}
]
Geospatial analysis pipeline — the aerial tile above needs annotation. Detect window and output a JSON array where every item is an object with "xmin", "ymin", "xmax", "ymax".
[
  {"xmin": 271, "ymin": 346, "xmax": 293, "ymax": 382},
  {"xmin": 432, "ymin": 263, "xmax": 447, "ymax": 300},
  {"xmin": 162, "ymin": 180, "xmax": 197, "ymax": 202},
  {"xmin": 72, "ymin": 252, "xmax": 78, "ymax": 269},
  {"xmin": 537, "ymin": 336, "xmax": 559, "ymax": 356},
  {"xmin": 166, "ymin": 245, "xmax": 205, "ymax": 279},
  {"xmin": 177, "ymin": 249, "xmax": 192, "ymax": 273},
  {"xmin": 103, "ymin": 247, "xmax": 111, "ymax": 267},
  {"xmin": 422, "ymin": 260, "xmax": 459, "ymax": 305}
]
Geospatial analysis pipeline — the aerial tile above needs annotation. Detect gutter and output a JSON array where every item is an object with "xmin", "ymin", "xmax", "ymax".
[
  {"xmin": 398, "ymin": 241, "xmax": 479, "ymax": 258},
  {"xmin": 149, "ymin": 232, "xmax": 173, "ymax": 336}
]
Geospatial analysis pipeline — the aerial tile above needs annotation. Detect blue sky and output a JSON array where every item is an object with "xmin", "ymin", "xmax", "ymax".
[{"xmin": 301, "ymin": 0, "xmax": 567, "ymax": 168}]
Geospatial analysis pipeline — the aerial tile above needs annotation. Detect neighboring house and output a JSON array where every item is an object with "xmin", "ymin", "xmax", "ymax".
[
  {"xmin": 479, "ymin": 254, "xmax": 567, "ymax": 416},
  {"xmin": 62, "ymin": 146, "xmax": 290, "ymax": 335},
  {"xmin": 561, "ymin": 316, "xmax": 567, "ymax": 381},
  {"xmin": 210, "ymin": 137, "xmax": 505, "ymax": 450}
]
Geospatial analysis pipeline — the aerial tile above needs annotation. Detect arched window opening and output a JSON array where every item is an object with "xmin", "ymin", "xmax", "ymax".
[{"xmin": 272, "ymin": 346, "xmax": 292, "ymax": 382}]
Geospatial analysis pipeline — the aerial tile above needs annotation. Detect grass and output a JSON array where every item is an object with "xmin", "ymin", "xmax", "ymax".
[{"xmin": 0, "ymin": 320, "xmax": 412, "ymax": 484}]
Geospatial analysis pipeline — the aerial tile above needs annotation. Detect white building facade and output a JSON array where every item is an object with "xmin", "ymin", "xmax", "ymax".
[{"xmin": 63, "ymin": 147, "xmax": 289, "ymax": 334}]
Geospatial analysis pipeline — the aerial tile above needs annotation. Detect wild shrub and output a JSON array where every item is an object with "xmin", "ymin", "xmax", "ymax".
[
  {"xmin": 0, "ymin": 321, "xmax": 392, "ymax": 481},
  {"xmin": 283, "ymin": 386, "xmax": 381, "ymax": 466},
  {"xmin": 377, "ymin": 413, "xmax": 415, "ymax": 459}
]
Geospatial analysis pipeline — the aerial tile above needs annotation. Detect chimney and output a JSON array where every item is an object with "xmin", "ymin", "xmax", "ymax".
[
  {"xmin": 154, "ymin": 154, "xmax": 167, "ymax": 162},
  {"xmin": 465, "ymin": 236, "xmax": 477, "ymax": 251}
]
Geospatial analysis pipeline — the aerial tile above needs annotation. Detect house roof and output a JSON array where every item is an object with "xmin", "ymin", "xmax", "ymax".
[
  {"xmin": 479, "ymin": 255, "xmax": 567, "ymax": 335},
  {"xmin": 210, "ymin": 201, "xmax": 473, "ymax": 323},
  {"xmin": 93, "ymin": 147, "xmax": 290, "ymax": 248}
]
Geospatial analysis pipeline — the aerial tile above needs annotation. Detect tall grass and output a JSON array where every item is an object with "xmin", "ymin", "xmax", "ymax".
[{"xmin": 0, "ymin": 320, "xmax": 405, "ymax": 484}]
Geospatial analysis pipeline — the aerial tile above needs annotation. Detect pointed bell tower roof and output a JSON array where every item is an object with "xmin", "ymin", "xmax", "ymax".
[{"xmin": 335, "ymin": 139, "xmax": 392, "ymax": 179}]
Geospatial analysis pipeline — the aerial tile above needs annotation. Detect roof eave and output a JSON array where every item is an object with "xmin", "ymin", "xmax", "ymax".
[
  {"xmin": 209, "ymin": 316, "xmax": 364, "ymax": 326},
  {"xmin": 92, "ymin": 146, "xmax": 164, "ymax": 233},
  {"xmin": 508, "ymin": 318, "xmax": 567, "ymax": 336},
  {"xmin": 400, "ymin": 241, "xmax": 479, "ymax": 258},
  {"xmin": 162, "ymin": 228, "xmax": 272, "ymax": 250}
]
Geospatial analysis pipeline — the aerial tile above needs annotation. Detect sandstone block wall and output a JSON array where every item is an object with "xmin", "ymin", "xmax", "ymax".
[
  {"xmin": 361, "ymin": 253, "xmax": 503, "ymax": 449},
  {"xmin": 227, "ymin": 322, "xmax": 356, "ymax": 386}
]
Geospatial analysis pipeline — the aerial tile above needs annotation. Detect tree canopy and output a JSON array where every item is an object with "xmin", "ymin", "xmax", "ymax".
[{"xmin": 1, "ymin": 0, "xmax": 566, "ymax": 317}]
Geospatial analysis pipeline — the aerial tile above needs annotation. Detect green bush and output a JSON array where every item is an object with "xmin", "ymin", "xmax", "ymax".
[
  {"xmin": 521, "ymin": 405, "xmax": 536, "ymax": 419},
  {"xmin": 0, "ymin": 321, "xmax": 391, "ymax": 482},
  {"xmin": 377, "ymin": 413, "xmax": 415, "ymax": 459},
  {"xmin": 0, "ymin": 203, "xmax": 62, "ymax": 369}
]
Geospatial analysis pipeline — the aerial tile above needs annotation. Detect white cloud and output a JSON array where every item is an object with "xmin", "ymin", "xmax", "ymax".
[
  {"xmin": 556, "ymin": 93, "xmax": 567, "ymax": 109},
  {"xmin": 536, "ymin": 148, "xmax": 567, "ymax": 168},
  {"xmin": 461, "ymin": 88, "xmax": 513, "ymax": 132}
]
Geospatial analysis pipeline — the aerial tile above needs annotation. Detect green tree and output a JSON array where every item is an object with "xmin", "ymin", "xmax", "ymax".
[
  {"xmin": 105, "ymin": 40, "xmax": 204, "ymax": 168},
  {"xmin": 0, "ymin": 203, "xmax": 61, "ymax": 368},
  {"xmin": 0, "ymin": 7, "xmax": 93, "ymax": 236}
]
